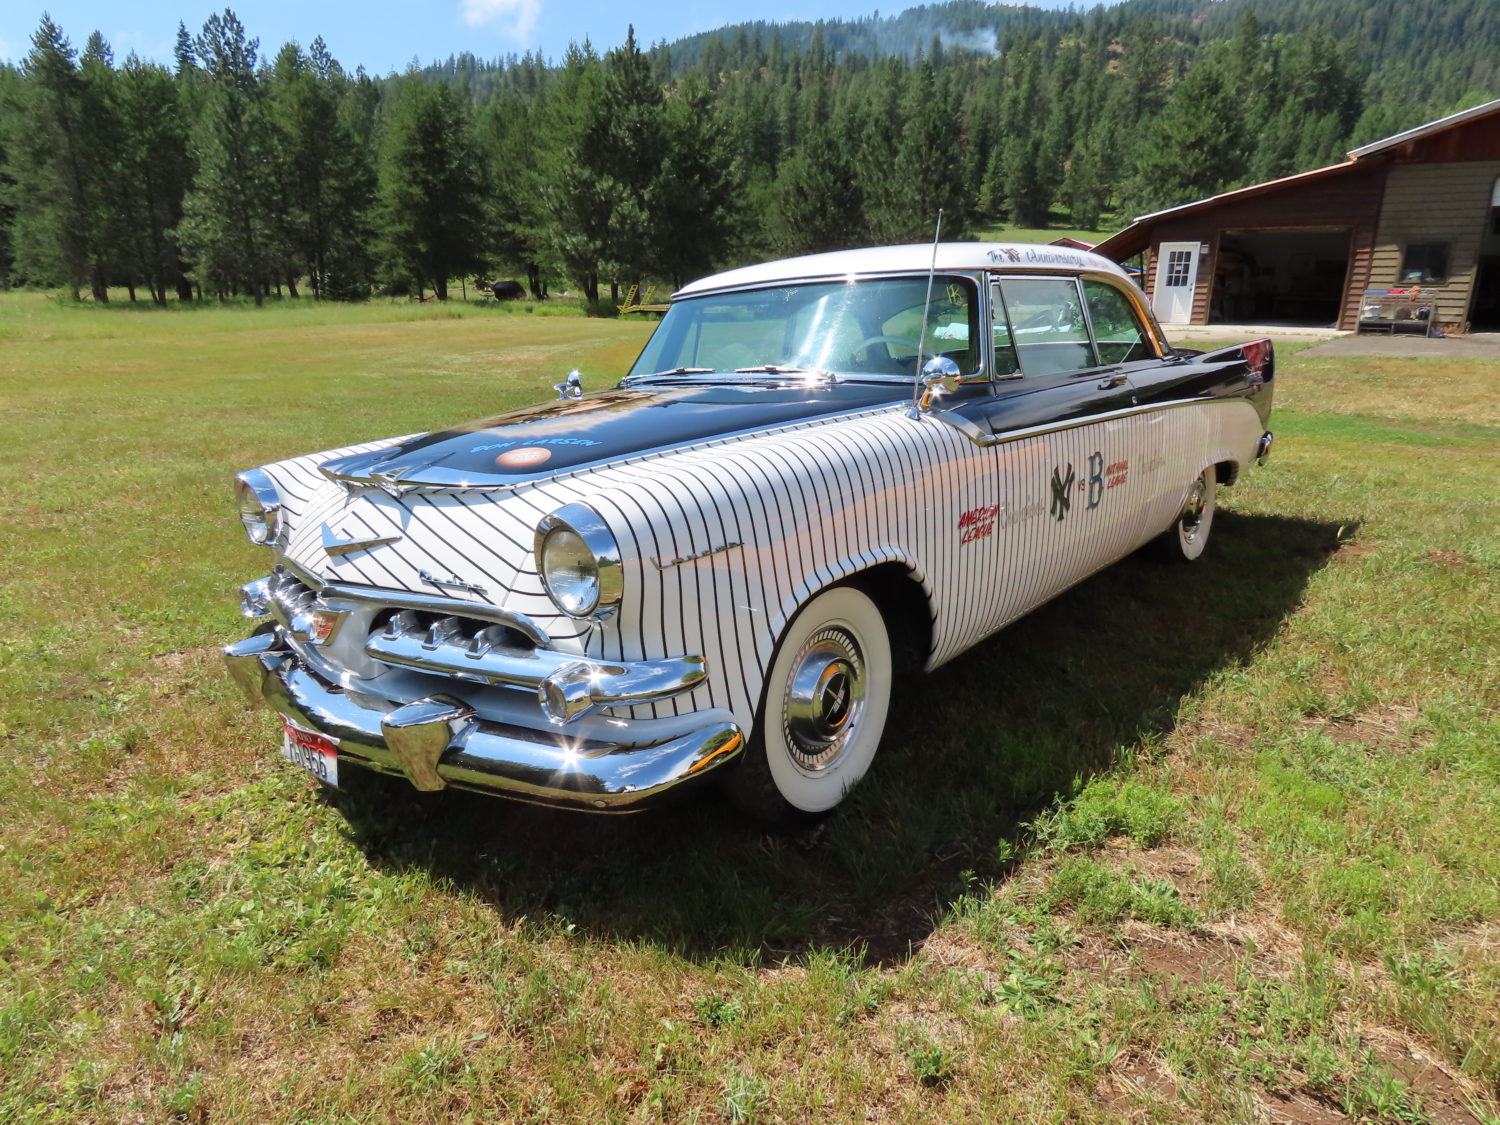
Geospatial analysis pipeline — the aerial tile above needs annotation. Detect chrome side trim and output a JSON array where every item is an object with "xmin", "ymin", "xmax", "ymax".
[{"xmin": 928, "ymin": 394, "xmax": 1244, "ymax": 448}]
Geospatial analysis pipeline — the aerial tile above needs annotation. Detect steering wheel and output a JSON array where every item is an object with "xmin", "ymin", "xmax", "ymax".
[{"xmin": 851, "ymin": 334, "xmax": 921, "ymax": 360}]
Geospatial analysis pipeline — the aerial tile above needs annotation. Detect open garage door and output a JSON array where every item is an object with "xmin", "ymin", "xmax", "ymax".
[{"xmin": 1210, "ymin": 228, "xmax": 1351, "ymax": 326}]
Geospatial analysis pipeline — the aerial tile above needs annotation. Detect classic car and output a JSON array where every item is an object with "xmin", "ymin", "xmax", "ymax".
[{"xmin": 224, "ymin": 243, "xmax": 1274, "ymax": 824}]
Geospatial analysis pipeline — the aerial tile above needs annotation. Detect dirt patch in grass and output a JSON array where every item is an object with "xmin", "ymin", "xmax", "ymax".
[
  {"xmin": 1099, "ymin": 1052, "xmax": 1177, "ymax": 1112},
  {"xmin": 1333, "ymin": 539, "xmax": 1380, "ymax": 560},
  {"xmin": 1259, "ymin": 1090, "xmax": 1350, "ymax": 1124},
  {"xmin": 1128, "ymin": 930, "xmax": 1242, "ymax": 985},
  {"xmin": 1367, "ymin": 1038, "xmax": 1488, "ymax": 1125},
  {"xmin": 1295, "ymin": 703, "xmax": 1420, "ymax": 748},
  {"xmin": 1426, "ymin": 549, "xmax": 1475, "ymax": 571},
  {"xmin": 1070, "ymin": 922, "xmax": 1245, "ymax": 988}
]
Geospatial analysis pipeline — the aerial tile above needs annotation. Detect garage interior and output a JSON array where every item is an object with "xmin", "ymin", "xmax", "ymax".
[{"xmin": 1210, "ymin": 228, "xmax": 1353, "ymax": 326}]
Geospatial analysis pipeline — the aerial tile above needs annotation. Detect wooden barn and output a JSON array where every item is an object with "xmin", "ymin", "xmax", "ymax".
[{"xmin": 1095, "ymin": 97, "xmax": 1500, "ymax": 334}]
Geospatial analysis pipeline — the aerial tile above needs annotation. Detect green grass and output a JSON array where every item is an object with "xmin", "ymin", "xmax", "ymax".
[{"xmin": 1, "ymin": 295, "xmax": 1497, "ymax": 1123}]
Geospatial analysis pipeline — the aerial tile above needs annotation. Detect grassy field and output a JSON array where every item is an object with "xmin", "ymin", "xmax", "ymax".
[
  {"xmin": 971, "ymin": 224, "xmax": 1120, "ymax": 247},
  {"xmin": 0, "ymin": 293, "xmax": 1495, "ymax": 1124}
]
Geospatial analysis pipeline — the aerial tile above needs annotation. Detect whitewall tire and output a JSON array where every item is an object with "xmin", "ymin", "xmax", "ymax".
[
  {"xmin": 1160, "ymin": 469, "xmax": 1216, "ymax": 562},
  {"xmin": 725, "ymin": 585, "xmax": 893, "ymax": 825}
]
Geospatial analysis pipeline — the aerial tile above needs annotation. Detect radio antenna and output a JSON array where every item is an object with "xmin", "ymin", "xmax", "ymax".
[{"xmin": 910, "ymin": 209, "xmax": 944, "ymax": 416}]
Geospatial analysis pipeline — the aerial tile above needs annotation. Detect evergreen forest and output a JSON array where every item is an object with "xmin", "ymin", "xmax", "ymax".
[{"xmin": 0, "ymin": 0, "xmax": 1495, "ymax": 307}]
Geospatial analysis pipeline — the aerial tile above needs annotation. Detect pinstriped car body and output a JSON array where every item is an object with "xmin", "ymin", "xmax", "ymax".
[{"xmin": 225, "ymin": 244, "xmax": 1274, "ymax": 819}]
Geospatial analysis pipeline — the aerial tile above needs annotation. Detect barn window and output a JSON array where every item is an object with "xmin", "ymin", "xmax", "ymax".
[
  {"xmin": 1163, "ymin": 249, "xmax": 1194, "ymax": 287},
  {"xmin": 1400, "ymin": 243, "xmax": 1450, "ymax": 284}
]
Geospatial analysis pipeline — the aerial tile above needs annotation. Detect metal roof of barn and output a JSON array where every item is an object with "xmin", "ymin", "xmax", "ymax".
[
  {"xmin": 1093, "ymin": 96, "xmax": 1500, "ymax": 262},
  {"xmin": 1347, "ymin": 96, "xmax": 1500, "ymax": 159}
]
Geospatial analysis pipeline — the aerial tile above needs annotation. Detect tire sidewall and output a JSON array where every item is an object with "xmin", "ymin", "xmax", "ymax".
[
  {"xmin": 1176, "ymin": 471, "xmax": 1217, "ymax": 561},
  {"xmin": 757, "ymin": 585, "xmax": 893, "ymax": 816}
]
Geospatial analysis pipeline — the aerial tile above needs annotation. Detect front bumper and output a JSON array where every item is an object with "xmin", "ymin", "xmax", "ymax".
[{"xmin": 224, "ymin": 630, "xmax": 744, "ymax": 812}]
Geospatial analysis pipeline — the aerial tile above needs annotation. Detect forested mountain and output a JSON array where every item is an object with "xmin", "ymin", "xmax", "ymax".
[{"xmin": 0, "ymin": 0, "xmax": 1495, "ymax": 305}]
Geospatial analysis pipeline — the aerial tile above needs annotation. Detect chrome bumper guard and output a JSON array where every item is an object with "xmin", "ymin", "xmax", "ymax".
[{"xmin": 224, "ymin": 631, "xmax": 744, "ymax": 811}]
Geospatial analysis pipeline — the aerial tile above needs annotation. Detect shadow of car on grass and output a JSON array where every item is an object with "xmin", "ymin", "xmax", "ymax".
[{"xmin": 326, "ymin": 511, "xmax": 1350, "ymax": 966}]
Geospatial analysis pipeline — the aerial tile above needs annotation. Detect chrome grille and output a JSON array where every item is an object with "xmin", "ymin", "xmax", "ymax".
[{"xmin": 364, "ymin": 609, "xmax": 578, "ymax": 690}]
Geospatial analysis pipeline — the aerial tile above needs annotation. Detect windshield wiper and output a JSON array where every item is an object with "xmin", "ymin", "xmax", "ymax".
[
  {"xmin": 733, "ymin": 365, "xmax": 838, "ymax": 381},
  {"xmin": 620, "ymin": 366, "xmax": 716, "ymax": 386}
]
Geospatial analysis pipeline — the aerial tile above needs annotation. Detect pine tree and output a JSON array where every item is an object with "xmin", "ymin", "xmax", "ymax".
[
  {"xmin": 869, "ymin": 61, "xmax": 967, "ymax": 242},
  {"xmin": 374, "ymin": 78, "xmax": 486, "ymax": 300},
  {"xmin": 114, "ymin": 56, "xmax": 193, "ymax": 304},
  {"xmin": 529, "ymin": 43, "xmax": 610, "ymax": 305},
  {"xmin": 177, "ymin": 10, "xmax": 277, "ymax": 304},
  {"xmin": 266, "ymin": 40, "xmax": 374, "ymax": 299},
  {"xmin": 654, "ymin": 74, "xmax": 736, "ymax": 288},
  {"xmin": 477, "ymin": 88, "xmax": 547, "ymax": 297},
  {"xmin": 1125, "ymin": 50, "xmax": 1246, "ymax": 216},
  {"xmin": 596, "ymin": 27, "xmax": 665, "ymax": 292},
  {"xmin": 9, "ymin": 17, "xmax": 112, "ymax": 298},
  {"xmin": 998, "ymin": 41, "xmax": 1051, "ymax": 228}
]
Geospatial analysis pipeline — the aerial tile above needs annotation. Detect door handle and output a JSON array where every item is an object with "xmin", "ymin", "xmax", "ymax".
[{"xmin": 1097, "ymin": 373, "xmax": 1128, "ymax": 389}]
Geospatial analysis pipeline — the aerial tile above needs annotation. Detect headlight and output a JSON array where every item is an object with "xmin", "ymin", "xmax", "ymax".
[
  {"xmin": 235, "ymin": 468, "xmax": 282, "ymax": 546},
  {"xmin": 534, "ymin": 504, "xmax": 622, "ymax": 619}
]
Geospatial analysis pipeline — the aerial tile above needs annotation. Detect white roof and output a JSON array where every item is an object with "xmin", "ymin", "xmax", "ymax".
[{"xmin": 676, "ymin": 242, "xmax": 1130, "ymax": 297}]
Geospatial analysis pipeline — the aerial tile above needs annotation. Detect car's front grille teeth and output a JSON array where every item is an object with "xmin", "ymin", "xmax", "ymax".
[
  {"xmin": 365, "ymin": 610, "xmax": 563, "ymax": 689},
  {"xmin": 268, "ymin": 568, "xmax": 318, "ymax": 627},
  {"xmin": 377, "ymin": 609, "xmax": 535, "ymax": 658}
]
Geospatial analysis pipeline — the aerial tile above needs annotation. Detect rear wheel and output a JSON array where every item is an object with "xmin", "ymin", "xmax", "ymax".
[
  {"xmin": 1155, "ymin": 469, "xmax": 1216, "ymax": 562},
  {"xmin": 724, "ymin": 586, "xmax": 892, "ymax": 826}
]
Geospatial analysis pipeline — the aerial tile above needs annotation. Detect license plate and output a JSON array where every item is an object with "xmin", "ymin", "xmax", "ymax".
[{"xmin": 281, "ymin": 718, "xmax": 339, "ymax": 787}]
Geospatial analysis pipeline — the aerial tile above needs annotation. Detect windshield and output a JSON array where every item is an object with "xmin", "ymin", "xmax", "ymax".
[{"xmin": 628, "ymin": 275, "xmax": 981, "ymax": 382}]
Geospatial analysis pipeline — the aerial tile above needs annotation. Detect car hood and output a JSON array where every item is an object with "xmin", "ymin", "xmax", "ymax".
[{"xmin": 318, "ymin": 381, "xmax": 910, "ymax": 489}]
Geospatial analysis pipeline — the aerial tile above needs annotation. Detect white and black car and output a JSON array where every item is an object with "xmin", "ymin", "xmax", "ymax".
[{"xmin": 225, "ymin": 243, "xmax": 1274, "ymax": 823}]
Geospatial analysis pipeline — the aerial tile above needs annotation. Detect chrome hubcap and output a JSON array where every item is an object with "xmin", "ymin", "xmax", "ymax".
[
  {"xmin": 1180, "ymin": 478, "xmax": 1206, "ymax": 543},
  {"xmin": 782, "ymin": 627, "xmax": 866, "ymax": 771}
]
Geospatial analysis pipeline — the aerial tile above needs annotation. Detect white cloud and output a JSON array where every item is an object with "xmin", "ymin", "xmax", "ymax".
[{"xmin": 461, "ymin": 0, "xmax": 541, "ymax": 41}]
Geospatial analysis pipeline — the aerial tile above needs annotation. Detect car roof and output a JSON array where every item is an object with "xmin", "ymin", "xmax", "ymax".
[{"xmin": 675, "ymin": 243, "xmax": 1132, "ymax": 297}]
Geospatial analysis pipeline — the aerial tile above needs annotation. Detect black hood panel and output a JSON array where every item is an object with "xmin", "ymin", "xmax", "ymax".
[{"xmin": 319, "ymin": 381, "xmax": 910, "ymax": 488}]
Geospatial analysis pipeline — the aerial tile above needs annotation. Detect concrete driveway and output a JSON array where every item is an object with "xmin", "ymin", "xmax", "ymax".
[
  {"xmin": 1165, "ymin": 322, "xmax": 1500, "ymax": 358},
  {"xmin": 1301, "ymin": 331, "xmax": 1500, "ymax": 358}
]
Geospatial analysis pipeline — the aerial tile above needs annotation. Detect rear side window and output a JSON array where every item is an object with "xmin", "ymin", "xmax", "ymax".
[
  {"xmin": 994, "ymin": 277, "xmax": 1096, "ymax": 376},
  {"xmin": 1083, "ymin": 280, "xmax": 1153, "ymax": 364}
]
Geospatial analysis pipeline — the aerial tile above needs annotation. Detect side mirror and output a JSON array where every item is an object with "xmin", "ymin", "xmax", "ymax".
[{"xmin": 915, "ymin": 356, "xmax": 962, "ymax": 414}]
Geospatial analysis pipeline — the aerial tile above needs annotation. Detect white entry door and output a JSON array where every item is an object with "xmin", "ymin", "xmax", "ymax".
[{"xmin": 1151, "ymin": 242, "xmax": 1200, "ymax": 325}]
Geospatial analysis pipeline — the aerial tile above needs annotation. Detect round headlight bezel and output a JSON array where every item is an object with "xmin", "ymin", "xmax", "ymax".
[
  {"xmin": 235, "ymin": 468, "xmax": 282, "ymax": 547},
  {"xmin": 535, "ymin": 504, "xmax": 623, "ymax": 620}
]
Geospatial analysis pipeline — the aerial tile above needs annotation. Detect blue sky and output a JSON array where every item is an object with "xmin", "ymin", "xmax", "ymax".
[{"xmin": 2, "ymin": 0, "xmax": 908, "ymax": 74}]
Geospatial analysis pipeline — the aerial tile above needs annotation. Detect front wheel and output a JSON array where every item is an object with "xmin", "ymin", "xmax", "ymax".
[
  {"xmin": 1155, "ymin": 469, "xmax": 1216, "ymax": 562},
  {"xmin": 724, "ymin": 586, "xmax": 893, "ymax": 826}
]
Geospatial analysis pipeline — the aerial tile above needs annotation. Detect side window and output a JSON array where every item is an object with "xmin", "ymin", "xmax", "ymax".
[
  {"xmin": 995, "ymin": 277, "xmax": 1096, "ymax": 376},
  {"xmin": 1083, "ymin": 280, "xmax": 1154, "ymax": 365}
]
